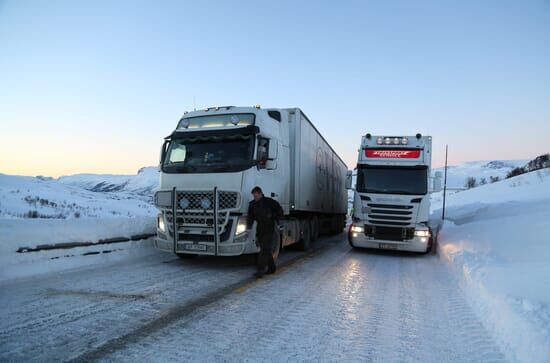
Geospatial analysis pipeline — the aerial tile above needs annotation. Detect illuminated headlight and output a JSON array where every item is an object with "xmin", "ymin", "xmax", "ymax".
[
  {"xmin": 350, "ymin": 225, "xmax": 364, "ymax": 233},
  {"xmin": 154, "ymin": 191, "xmax": 173, "ymax": 207},
  {"xmin": 393, "ymin": 137, "xmax": 400, "ymax": 145},
  {"xmin": 414, "ymin": 230, "xmax": 431, "ymax": 237},
  {"xmin": 179, "ymin": 197, "xmax": 190, "ymax": 209},
  {"xmin": 200, "ymin": 198, "xmax": 211, "ymax": 209},
  {"xmin": 384, "ymin": 137, "xmax": 391, "ymax": 145},
  {"xmin": 401, "ymin": 137, "xmax": 408, "ymax": 144},
  {"xmin": 235, "ymin": 216, "xmax": 248, "ymax": 236},
  {"xmin": 376, "ymin": 137, "xmax": 384, "ymax": 145},
  {"xmin": 157, "ymin": 215, "xmax": 166, "ymax": 233}
]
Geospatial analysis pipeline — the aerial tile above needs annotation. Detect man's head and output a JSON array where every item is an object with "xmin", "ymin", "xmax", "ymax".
[{"xmin": 251, "ymin": 186, "xmax": 263, "ymax": 202}]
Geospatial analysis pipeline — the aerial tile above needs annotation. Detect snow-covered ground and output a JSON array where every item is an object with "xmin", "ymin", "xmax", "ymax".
[
  {"xmin": 0, "ymin": 169, "xmax": 157, "ymax": 219},
  {"xmin": 0, "ymin": 237, "xmax": 507, "ymax": 362},
  {"xmin": 432, "ymin": 168, "xmax": 550, "ymax": 362},
  {"xmin": 432, "ymin": 159, "xmax": 526, "ymax": 189},
  {"xmin": 0, "ymin": 217, "xmax": 155, "ymax": 281},
  {"xmin": 0, "ymin": 168, "xmax": 159, "ymax": 281},
  {"xmin": 1, "ymin": 160, "xmax": 549, "ymax": 362}
]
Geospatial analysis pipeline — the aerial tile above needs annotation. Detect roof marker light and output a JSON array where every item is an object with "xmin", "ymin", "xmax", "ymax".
[
  {"xmin": 393, "ymin": 137, "xmax": 400, "ymax": 144},
  {"xmin": 376, "ymin": 137, "xmax": 383, "ymax": 145},
  {"xmin": 401, "ymin": 137, "xmax": 408, "ymax": 145},
  {"xmin": 178, "ymin": 118, "xmax": 190, "ymax": 129},
  {"xmin": 384, "ymin": 137, "xmax": 391, "ymax": 145}
]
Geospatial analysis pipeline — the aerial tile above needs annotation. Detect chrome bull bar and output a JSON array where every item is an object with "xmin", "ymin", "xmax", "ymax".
[{"xmin": 171, "ymin": 187, "xmax": 224, "ymax": 256}]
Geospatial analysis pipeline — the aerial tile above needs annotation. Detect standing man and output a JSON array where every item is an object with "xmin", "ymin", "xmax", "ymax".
[{"xmin": 247, "ymin": 186, "xmax": 284, "ymax": 278}]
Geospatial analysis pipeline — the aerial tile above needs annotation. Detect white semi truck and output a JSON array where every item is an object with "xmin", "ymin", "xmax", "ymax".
[
  {"xmin": 154, "ymin": 106, "xmax": 348, "ymax": 258},
  {"xmin": 347, "ymin": 134, "xmax": 434, "ymax": 253}
]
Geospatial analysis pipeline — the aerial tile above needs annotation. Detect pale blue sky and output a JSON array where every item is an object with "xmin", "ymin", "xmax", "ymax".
[{"xmin": 1, "ymin": 0, "xmax": 549, "ymax": 176}]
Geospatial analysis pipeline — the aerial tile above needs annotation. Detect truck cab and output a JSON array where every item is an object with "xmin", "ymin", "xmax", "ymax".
[
  {"xmin": 154, "ymin": 106, "xmax": 288, "ymax": 256},
  {"xmin": 347, "ymin": 134, "xmax": 434, "ymax": 253}
]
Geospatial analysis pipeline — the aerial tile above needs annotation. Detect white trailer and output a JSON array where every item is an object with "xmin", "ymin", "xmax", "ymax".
[
  {"xmin": 347, "ymin": 134, "xmax": 435, "ymax": 253},
  {"xmin": 154, "ymin": 106, "xmax": 347, "ymax": 258}
]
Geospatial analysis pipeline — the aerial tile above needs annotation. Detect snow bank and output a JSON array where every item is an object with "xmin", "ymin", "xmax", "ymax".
[
  {"xmin": 0, "ymin": 217, "xmax": 156, "ymax": 281},
  {"xmin": 432, "ymin": 169, "xmax": 550, "ymax": 362}
]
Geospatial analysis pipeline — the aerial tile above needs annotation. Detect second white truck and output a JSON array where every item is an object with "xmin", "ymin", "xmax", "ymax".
[
  {"xmin": 154, "ymin": 106, "xmax": 347, "ymax": 259},
  {"xmin": 347, "ymin": 134, "xmax": 434, "ymax": 253}
]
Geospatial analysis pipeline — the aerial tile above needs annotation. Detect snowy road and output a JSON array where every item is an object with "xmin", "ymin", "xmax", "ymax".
[{"xmin": 0, "ymin": 235, "xmax": 507, "ymax": 362}]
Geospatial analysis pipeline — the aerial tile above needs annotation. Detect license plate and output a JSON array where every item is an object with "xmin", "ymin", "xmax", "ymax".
[
  {"xmin": 379, "ymin": 243, "xmax": 398, "ymax": 250},
  {"xmin": 184, "ymin": 243, "xmax": 207, "ymax": 252}
]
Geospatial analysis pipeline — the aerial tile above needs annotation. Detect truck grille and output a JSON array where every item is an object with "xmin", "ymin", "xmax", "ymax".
[
  {"xmin": 365, "ymin": 225, "xmax": 414, "ymax": 241},
  {"xmin": 176, "ymin": 191, "xmax": 240, "ymax": 211},
  {"xmin": 366, "ymin": 203, "xmax": 414, "ymax": 227},
  {"xmin": 164, "ymin": 189, "xmax": 239, "ymax": 244}
]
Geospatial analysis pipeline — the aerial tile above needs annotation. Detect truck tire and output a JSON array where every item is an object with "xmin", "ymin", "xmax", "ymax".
[
  {"xmin": 296, "ymin": 220, "xmax": 311, "ymax": 251},
  {"xmin": 330, "ymin": 216, "xmax": 339, "ymax": 235},
  {"xmin": 336, "ymin": 215, "xmax": 345, "ymax": 233},
  {"xmin": 272, "ymin": 228, "xmax": 281, "ymax": 262},
  {"xmin": 310, "ymin": 217, "xmax": 319, "ymax": 241}
]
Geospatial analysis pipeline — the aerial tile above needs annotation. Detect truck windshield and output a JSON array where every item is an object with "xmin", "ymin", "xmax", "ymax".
[
  {"xmin": 162, "ymin": 134, "xmax": 254, "ymax": 173},
  {"xmin": 356, "ymin": 165, "xmax": 428, "ymax": 195}
]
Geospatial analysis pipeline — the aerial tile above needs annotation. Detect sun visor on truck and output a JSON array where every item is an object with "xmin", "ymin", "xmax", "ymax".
[{"xmin": 165, "ymin": 125, "xmax": 259, "ymax": 140}]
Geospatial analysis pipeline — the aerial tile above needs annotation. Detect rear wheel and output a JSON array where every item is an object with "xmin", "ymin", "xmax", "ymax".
[
  {"xmin": 296, "ymin": 220, "xmax": 311, "ymax": 251},
  {"xmin": 336, "ymin": 215, "xmax": 346, "ymax": 233},
  {"xmin": 310, "ymin": 217, "xmax": 319, "ymax": 242}
]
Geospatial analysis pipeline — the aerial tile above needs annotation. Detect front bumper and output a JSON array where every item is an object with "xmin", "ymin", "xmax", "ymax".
[
  {"xmin": 154, "ymin": 234, "xmax": 260, "ymax": 256},
  {"xmin": 348, "ymin": 227, "xmax": 430, "ymax": 253}
]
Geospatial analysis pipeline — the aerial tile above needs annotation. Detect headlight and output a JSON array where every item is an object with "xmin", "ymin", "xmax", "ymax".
[
  {"xmin": 179, "ymin": 197, "xmax": 189, "ymax": 209},
  {"xmin": 350, "ymin": 225, "xmax": 364, "ymax": 233},
  {"xmin": 414, "ymin": 230, "xmax": 430, "ymax": 237},
  {"xmin": 200, "ymin": 198, "xmax": 211, "ymax": 209},
  {"xmin": 157, "ymin": 215, "xmax": 166, "ymax": 233},
  {"xmin": 235, "ymin": 216, "xmax": 248, "ymax": 236},
  {"xmin": 155, "ymin": 191, "xmax": 173, "ymax": 207}
]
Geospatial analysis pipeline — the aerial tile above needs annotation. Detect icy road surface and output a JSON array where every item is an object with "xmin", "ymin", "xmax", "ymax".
[{"xmin": 0, "ymin": 236, "xmax": 506, "ymax": 362}]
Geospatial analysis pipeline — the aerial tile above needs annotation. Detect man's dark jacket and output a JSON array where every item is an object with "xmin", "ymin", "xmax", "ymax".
[{"xmin": 246, "ymin": 196, "xmax": 284, "ymax": 238}]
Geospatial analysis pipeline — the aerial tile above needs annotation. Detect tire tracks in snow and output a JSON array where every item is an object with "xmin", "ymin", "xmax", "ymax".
[{"xmin": 66, "ymin": 235, "xmax": 344, "ymax": 363}]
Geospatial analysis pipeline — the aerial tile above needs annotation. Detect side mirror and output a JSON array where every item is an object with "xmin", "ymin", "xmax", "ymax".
[
  {"xmin": 345, "ymin": 170, "xmax": 353, "ymax": 190},
  {"xmin": 158, "ymin": 141, "xmax": 169, "ymax": 171},
  {"xmin": 265, "ymin": 160, "xmax": 277, "ymax": 170},
  {"xmin": 268, "ymin": 141, "xmax": 278, "ymax": 160}
]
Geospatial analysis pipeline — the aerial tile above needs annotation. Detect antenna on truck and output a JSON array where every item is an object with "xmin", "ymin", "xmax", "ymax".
[{"xmin": 441, "ymin": 144, "xmax": 448, "ymax": 221}]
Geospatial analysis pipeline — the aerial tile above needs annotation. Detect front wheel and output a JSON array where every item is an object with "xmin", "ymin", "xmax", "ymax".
[{"xmin": 271, "ymin": 227, "xmax": 281, "ymax": 262}]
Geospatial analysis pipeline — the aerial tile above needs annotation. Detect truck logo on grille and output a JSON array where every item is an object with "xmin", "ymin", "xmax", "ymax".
[{"xmin": 365, "ymin": 149, "xmax": 421, "ymax": 158}]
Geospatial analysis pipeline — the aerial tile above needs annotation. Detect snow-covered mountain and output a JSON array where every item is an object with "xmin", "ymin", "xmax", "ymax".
[
  {"xmin": 0, "ymin": 168, "xmax": 159, "ymax": 219},
  {"xmin": 58, "ymin": 166, "xmax": 158, "ymax": 197},
  {"xmin": 432, "ymin": 159, "xmax": 527, "ymax": 189}
]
